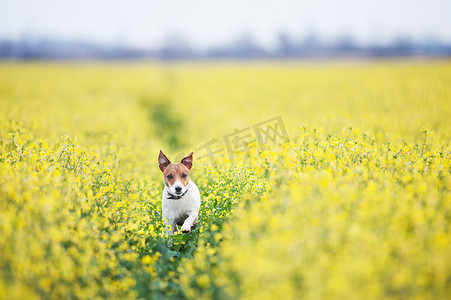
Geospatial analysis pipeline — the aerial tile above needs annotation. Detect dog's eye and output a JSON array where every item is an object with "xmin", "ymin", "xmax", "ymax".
[
  {"xmin": 181, "ymin": 173, "xmax": 187, "ymax": 178},
  {"xmin": 167, "ymin": 174, "xmax": 173, "ymax": 179}
]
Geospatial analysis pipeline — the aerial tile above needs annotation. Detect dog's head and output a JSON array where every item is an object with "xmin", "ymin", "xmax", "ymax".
[{"xmin": 158, "ymin": 150, "xmax": 193, "ymax": 197}]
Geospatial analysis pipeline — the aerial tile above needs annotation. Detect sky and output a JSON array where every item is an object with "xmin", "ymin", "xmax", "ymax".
[{"xmin": 1, "ymin": 0, "xmax": 450, "ymax": 49}]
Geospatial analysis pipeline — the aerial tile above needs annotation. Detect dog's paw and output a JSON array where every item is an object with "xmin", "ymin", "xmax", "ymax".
[{"xmin": 181, "ymin": 224, "xmax": 191, "ymax": 233}]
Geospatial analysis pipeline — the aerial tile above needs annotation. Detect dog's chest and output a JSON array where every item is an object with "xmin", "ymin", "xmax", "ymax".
[
  {"xmin": 163, "ymin": 196, "xmax": 191, "ymax": 216},
  {"xmin": 162, "ymin": 191, "xmax": 197, "ymax": 219}
]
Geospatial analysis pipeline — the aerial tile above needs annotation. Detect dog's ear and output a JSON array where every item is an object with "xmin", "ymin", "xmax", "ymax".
[
  {"xmin": 181, "ymin": 152, "xmax": 194, "ymax": 170},
  {"xmin": 158, "ymin": 150, "xmax": 171, "ymax": 172}
]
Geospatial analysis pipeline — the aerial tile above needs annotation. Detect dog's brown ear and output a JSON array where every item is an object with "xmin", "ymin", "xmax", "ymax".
[
  {"xmin": 181, "ymin": 152, "xmax": 194, "ymax": 170},
  {"xmin": 158, "ymin": 150, "xmax": 171, "ymax": 172}
]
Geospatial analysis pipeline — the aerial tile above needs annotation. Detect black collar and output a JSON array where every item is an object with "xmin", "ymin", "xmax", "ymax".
[{"xmin": 167, "ymin": 185, "xmax": 189, "ymax": 200}]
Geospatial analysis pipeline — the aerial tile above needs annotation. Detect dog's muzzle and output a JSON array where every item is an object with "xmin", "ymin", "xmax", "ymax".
[{"xmin": 167, "ymin": 184, "xmax": 189, "ymax": 200}]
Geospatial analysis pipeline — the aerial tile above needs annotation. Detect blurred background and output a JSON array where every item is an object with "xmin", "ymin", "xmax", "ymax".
[{"xmin": 1, "ymin": 0, "xmax": 451, "ymax": 60}]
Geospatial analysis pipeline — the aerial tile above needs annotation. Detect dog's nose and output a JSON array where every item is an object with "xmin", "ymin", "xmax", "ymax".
[{"xmin": 175, "ymin": 186, "xmax": 182, "ymax": 193}]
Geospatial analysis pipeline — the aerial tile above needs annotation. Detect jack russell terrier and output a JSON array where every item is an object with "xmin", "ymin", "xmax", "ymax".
[{"xmin": 159, "ymin": 150, "xmax": 201, "ymax": 235}]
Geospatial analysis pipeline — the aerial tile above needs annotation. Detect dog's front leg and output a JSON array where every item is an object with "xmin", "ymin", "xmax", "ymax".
[
  {"xmin": 180, "ymin": 211, "xmax": 198, "ymax": 233},
  {"xmin": 163, "ymin": 216, "xmax": 177, "ymax": 235},
  {"xmin": 171, "ymin": 219, "xmax": 179, "ymax": 234}
]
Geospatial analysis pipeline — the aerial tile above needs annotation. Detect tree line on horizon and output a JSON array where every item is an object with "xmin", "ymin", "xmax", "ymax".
[{"xmin": 1, "ymin": 31, "xmax": 450, "ymax": 60}]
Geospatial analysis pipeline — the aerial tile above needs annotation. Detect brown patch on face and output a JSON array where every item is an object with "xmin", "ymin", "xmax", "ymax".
[{"xmin": 163, "ymin": 163, "xmax": 190, "ymax": 188}]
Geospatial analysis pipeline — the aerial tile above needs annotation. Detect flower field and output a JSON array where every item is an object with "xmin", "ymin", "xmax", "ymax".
[{"xmin": 0, "ymin": 60, "xmax": 450, "ymax": 299}]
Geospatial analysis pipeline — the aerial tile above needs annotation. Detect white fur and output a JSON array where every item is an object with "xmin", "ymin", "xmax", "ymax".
[
  {"xmin": 168, "ymin": 179, "xmax": 186, "ymax": 195},
  {"xmin": 162, "ymin": 179, "xmax": 201, "ymax": 235}
]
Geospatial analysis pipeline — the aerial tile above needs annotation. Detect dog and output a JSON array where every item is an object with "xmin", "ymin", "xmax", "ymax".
[{"xmin": 159, "ymin": 150, "xmax": 201, "ymax": 235}]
